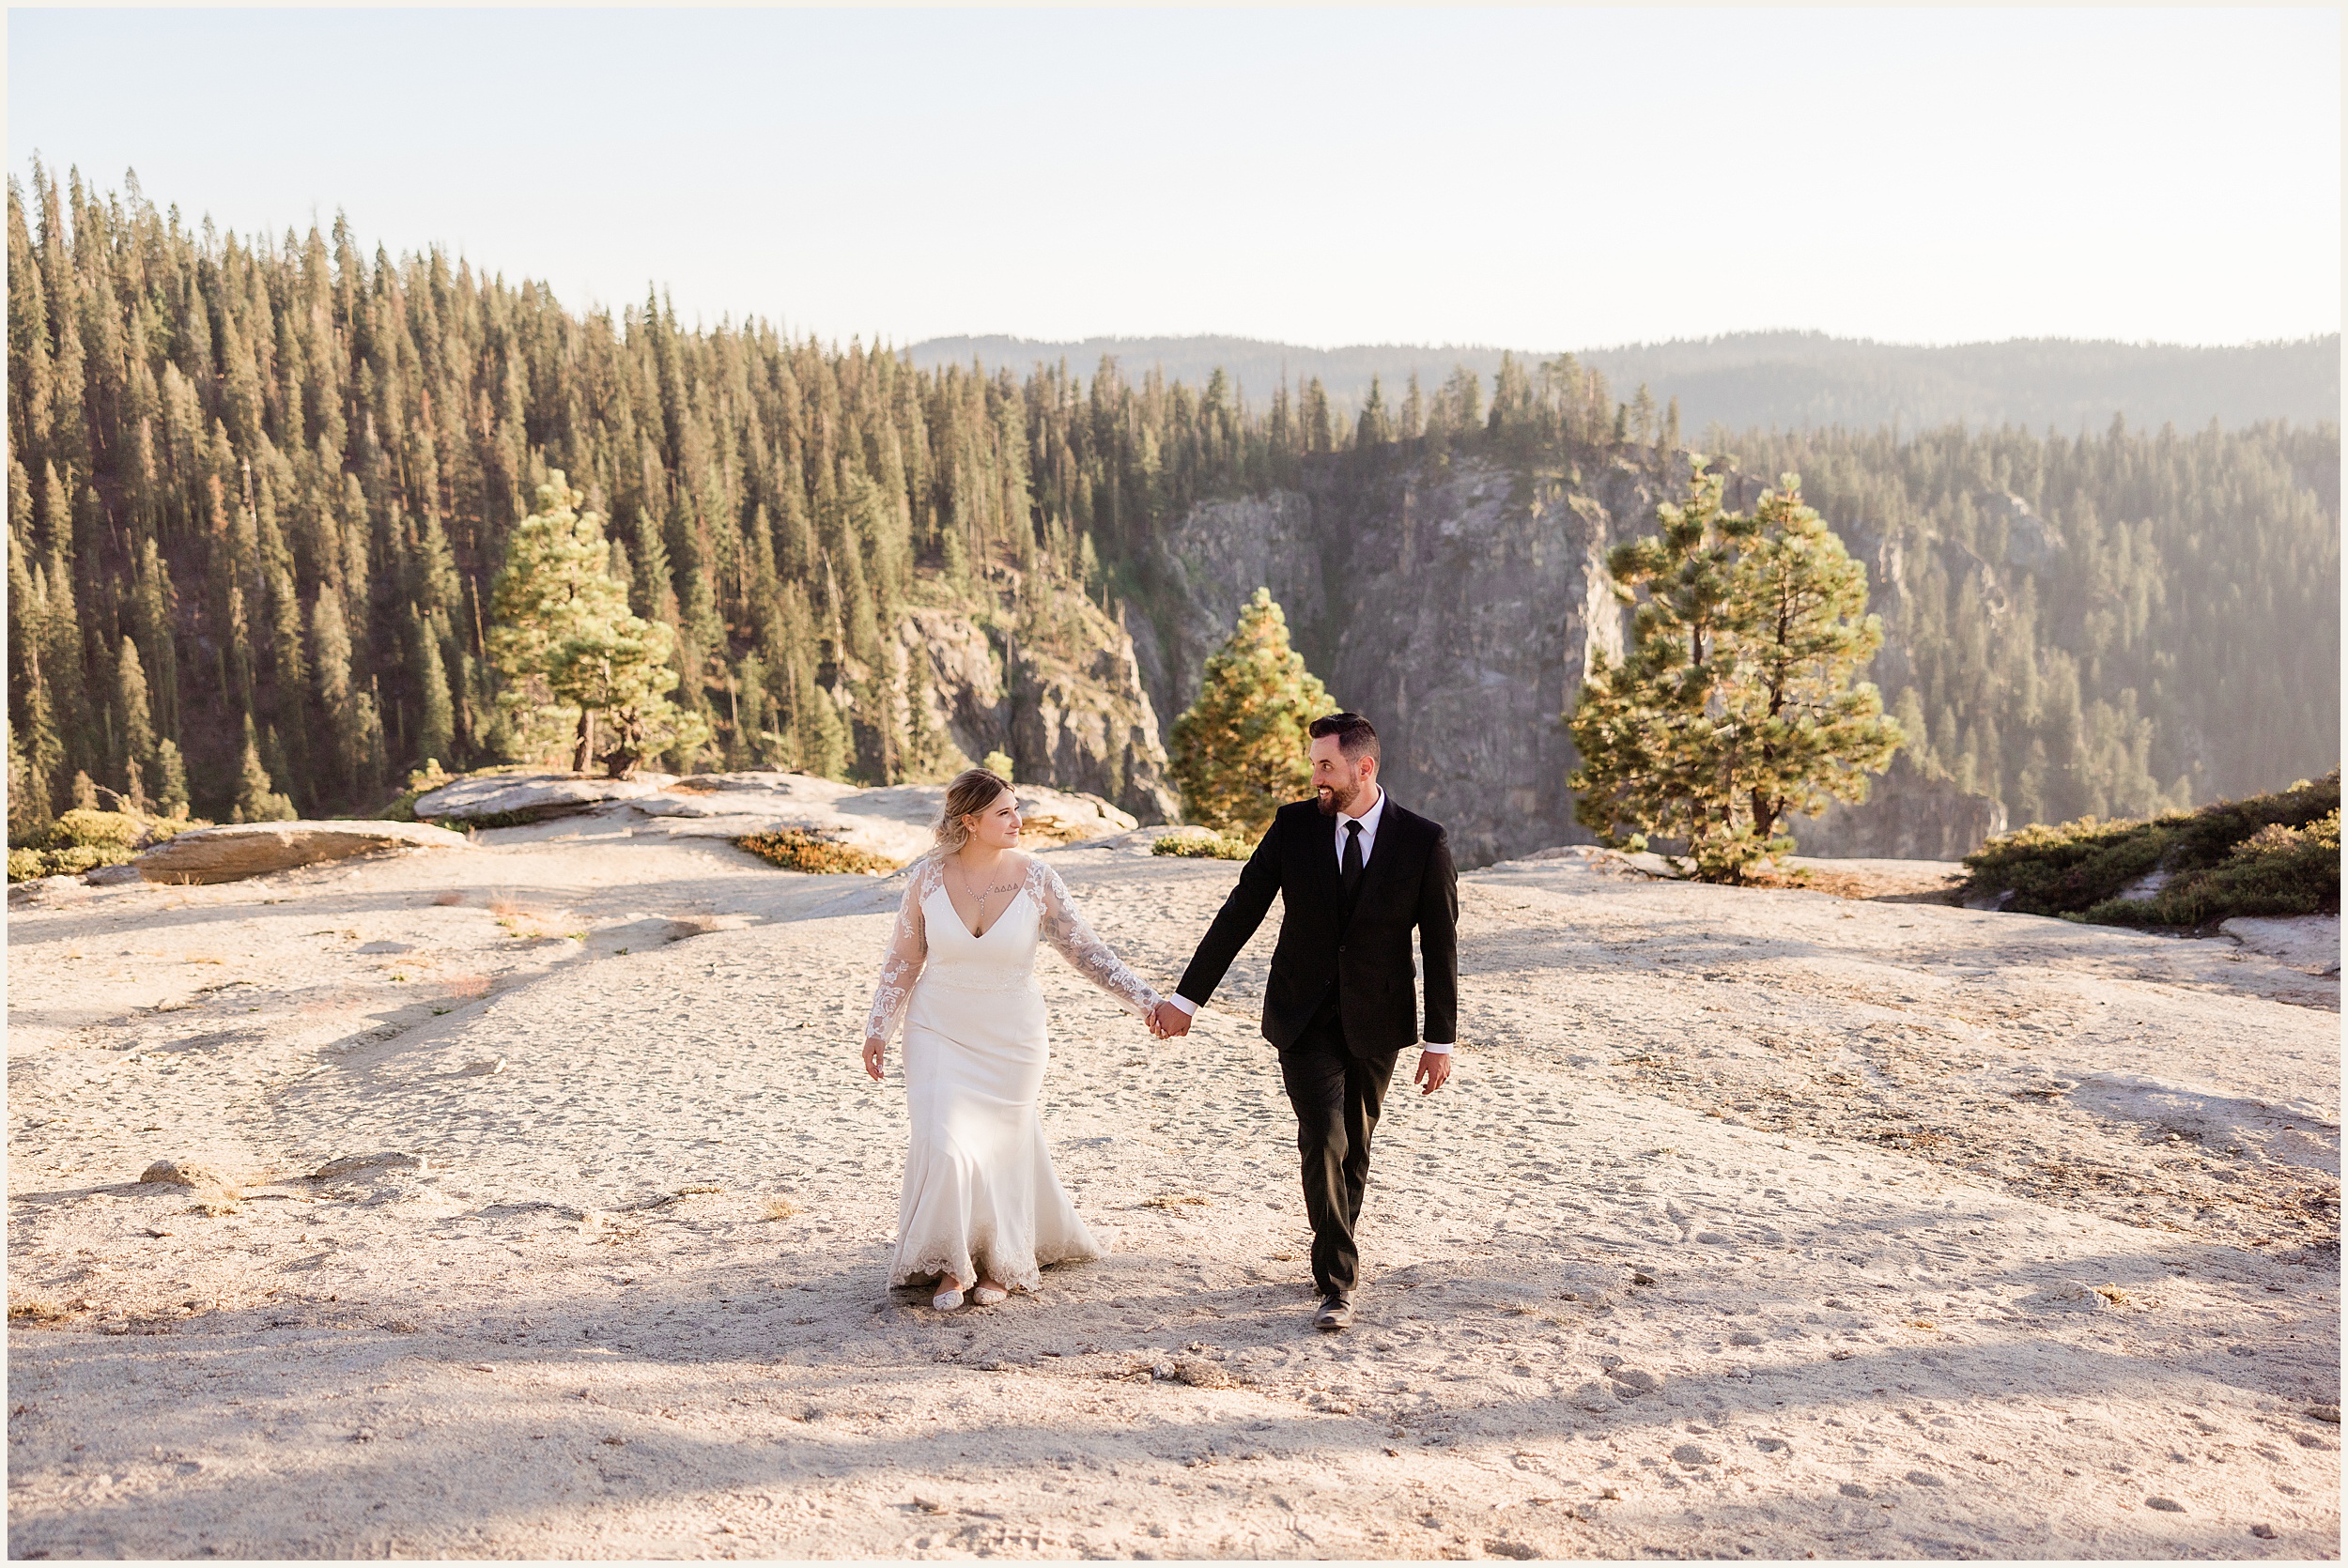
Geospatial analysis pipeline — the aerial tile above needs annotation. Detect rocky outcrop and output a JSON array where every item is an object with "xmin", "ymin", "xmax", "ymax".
[
  {"xmin": 412, "ymin": 774, "xmax": 677, "ymax": 823},
  {"xmin": 1790, "ymin": 754, "xmax": 2009, "ymax": 862},
  {"xmin": 1135, "ymin": 453, "xmax": 1677, "ymax": 866},
  {"xmin": 1132, "ymin": 450, "xmax": 2005, "ymax": 866},
  {"xmin": 1135, "ymin": 489, "xmax": 1329, "ymax": 715},
  {"xmin": 133, "ymin": 821, "xmax": 471, "ymax": 884},
  {"xmin": 893, "ymin": 596, "xmax": 1177, "ymax": 823}
]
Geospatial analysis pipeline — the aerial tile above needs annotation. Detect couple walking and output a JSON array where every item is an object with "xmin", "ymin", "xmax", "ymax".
[{"xmin": 859, "ymin": 711, "xmax": 1459, "ymax": 1331}]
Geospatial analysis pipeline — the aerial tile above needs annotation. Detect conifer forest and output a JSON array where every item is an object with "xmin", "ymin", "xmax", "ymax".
[{"xmin": 6, "ymin": 167, "xmax": 2339, "ymax": 838}]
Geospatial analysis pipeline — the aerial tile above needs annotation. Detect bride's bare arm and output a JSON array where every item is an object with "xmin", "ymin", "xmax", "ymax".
[
  {"xmin": 1029, "ymin": 860, "xmax": 1162, "ymax": 1018},
  {"xmin": 862, "ymin": 865, "xmax": 935, "ymax": 1078}
]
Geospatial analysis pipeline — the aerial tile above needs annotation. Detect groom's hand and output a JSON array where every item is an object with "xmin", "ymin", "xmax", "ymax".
[
  {"xmin": 1150, "ymin": 1000, "xmax": 1193, "ymax": 1039},
  {"xmin": 1413, "ymin": 1049, "xmax": 1452, "ymax": 1095}
]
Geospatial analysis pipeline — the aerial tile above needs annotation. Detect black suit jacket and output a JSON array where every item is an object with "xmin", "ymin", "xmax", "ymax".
[{"xmin": 1176, "ymin": 795, "xmax": 1459, "ymax": 1057}]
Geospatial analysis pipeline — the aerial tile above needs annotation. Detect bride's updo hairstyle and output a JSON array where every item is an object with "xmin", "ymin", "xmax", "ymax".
[{"xmin": 929, "ymin": 766, "xmax": 1012, "ymax": 858}]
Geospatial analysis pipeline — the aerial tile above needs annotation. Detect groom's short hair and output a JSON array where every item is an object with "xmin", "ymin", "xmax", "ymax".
[{"xmin": 1308, "ymin": 711, "xmax": 1381, "ymax": 765}]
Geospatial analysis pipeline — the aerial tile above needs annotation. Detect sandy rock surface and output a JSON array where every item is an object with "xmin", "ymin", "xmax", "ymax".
[
  {"xmin": 7, "ymin": 827, "xmax": 2338, "ymax": 1560},
  {"xmin": 2222, "ymin": 915, "xmax": 2343, "ymax": 978}
]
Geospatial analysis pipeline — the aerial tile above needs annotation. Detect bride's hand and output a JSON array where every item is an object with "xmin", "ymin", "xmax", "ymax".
[{"xmin": 862, "ymin": 1036, "xmax": 886, "ymax": 1081}]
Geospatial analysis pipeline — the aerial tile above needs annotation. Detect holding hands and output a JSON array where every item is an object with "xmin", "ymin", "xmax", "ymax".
[{"xmin": 1147, "ymin": 999, "xmax": 1192, "ymax": 1039}]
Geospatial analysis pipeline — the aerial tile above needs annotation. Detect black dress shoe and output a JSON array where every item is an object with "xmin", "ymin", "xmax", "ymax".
[{"xmin": 1314, "ymin": 1293, "xmax": 1352, "ymax": 1331}]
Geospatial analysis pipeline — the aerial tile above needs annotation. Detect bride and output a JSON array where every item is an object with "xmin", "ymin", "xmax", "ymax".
[{"xmin": 861, "ymin": 767, "xmax": 1163, "ymax": 1311}]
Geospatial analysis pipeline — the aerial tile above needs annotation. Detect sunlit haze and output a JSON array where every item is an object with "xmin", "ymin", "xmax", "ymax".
[{"xmin": 8, "ymin": 7, "xmax": 2340, "ymax": 349}]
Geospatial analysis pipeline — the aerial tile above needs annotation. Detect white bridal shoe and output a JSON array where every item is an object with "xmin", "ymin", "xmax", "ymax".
[
  {"xmin": 971, "ymin": 1284, "xmax": 1008, "ymax": 1307},
  {"xmin": 933, "ymin": 1284, "xmax": 965, "ymax": 1311}
]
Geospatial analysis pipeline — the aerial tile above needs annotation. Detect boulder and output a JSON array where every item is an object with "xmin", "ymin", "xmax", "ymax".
[
  {"xmin": 139, "ymin": 1160, "xmax": 229, "ymax": 1189},
  {"xmin": 134, "ymin": 821, "xmax": 471, "ymax": 885},
  {"xmin": 7, "ymin": 874, "xmax": 90, "ymax": 905},
  {"xmin": 411, "ymin": 772, "xmax": 675, "ymax": 824}
]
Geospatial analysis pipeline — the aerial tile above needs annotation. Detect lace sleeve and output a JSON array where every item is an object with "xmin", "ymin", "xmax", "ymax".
[
  {"xmin": 1029, "ymin": 859, "xmax": 1162, "ymax": 1018},
  {"xmin": 864, "ymin": 861, "xmax": 935, "ymax": 1044}
]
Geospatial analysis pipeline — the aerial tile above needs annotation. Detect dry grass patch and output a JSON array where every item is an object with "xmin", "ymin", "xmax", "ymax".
[
  {"xmin": 734, "ymin": 828, "xmax": 900, "ymax": 876},
  {"xmin": 493, "ymin": 902, "xmax": 583, "ymax": 942},
  {"xmin": 1143, "ymin": 1193, "xmax": 1210, "ymax": 1209},
  {"xmin": 762, "ymin": 1196, "xmax": 802, "ymax": 1221}
]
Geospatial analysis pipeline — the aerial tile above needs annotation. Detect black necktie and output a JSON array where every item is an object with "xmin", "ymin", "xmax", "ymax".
[{"xmin": 1339, "ymin": 819, "xmax": 1365, "ymax": 903}]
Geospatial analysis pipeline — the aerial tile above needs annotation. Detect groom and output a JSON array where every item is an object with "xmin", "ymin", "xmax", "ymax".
[{"xmin": 1151, "ymin": 712, "xmax": 1458, "ymax": 1331}]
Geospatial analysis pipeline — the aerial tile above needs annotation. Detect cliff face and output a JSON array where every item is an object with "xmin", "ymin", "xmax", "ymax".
[
  {"xmin": 889, "ymin": 597, "xmax": 1180, "ymax": 824},
  {"xmin": 1130, "ymin": 450, "xmax": 2001, "ymax": 867}
]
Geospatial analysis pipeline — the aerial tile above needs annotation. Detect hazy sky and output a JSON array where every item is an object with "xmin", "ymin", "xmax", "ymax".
[{"xmin": 8, "ymin": 8, "xmax": 2340, "ymax": 349}]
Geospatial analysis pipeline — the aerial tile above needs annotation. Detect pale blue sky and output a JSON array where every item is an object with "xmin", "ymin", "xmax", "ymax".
[{"xmin": 8, "ymin": 8, "xmax": 2340, "ymax": 349}]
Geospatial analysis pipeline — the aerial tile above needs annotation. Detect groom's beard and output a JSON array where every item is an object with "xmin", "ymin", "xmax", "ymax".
[{"xmin": 1317, "ymin": 778, "xmax": 1366, "ymax": 817}]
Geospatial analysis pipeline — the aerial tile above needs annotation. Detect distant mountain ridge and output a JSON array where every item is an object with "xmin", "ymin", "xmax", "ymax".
[{"xmin": 905, "ymin": 331, "xmax": 2340, "ymax": 435}]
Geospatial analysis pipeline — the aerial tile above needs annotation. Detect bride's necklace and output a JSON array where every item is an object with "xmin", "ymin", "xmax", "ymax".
[{"xmin": 951, "ymin": 855, "xmax": 1020, "ymax": 934}]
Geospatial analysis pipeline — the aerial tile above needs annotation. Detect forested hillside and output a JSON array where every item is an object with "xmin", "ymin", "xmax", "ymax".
[
  {"xmin": 911, "ymin": 332, "xmax": 2342, "ymax": 436},
  {"xmin": 7, "ymin": 168, "xmax": 2339, "ymax": 846},
  {"xmin": 1723, "ymin": 422, "xmax": 2338, "ymax": 821}
]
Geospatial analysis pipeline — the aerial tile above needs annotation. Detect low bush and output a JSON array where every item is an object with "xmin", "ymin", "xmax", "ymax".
[
  {"xmin": 2085, "ymin": 808, "xmax": 2340, "ymax": 927},
  {"xmin": 1962, "ymin": 771, "xmax": 2340, "ymax": 928},
  {"xmin": 7, "ymin": 805, "xmax": 214, "ymax": 881},
  {"xmin": 1151, "ymin": 828, "xmax": 1253, "ymax": 861},
  {"xmin": 735, "ymin": 827, "xmax": 901, "ymax": 875},
  {"xmin": 50, "ymin": 808, "xmax": 144, "ymax": 850}
]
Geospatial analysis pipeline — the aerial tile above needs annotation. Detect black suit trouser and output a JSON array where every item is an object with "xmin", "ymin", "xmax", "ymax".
[{"xmin": 1277, "ymin": 992, "xmax": 1398, "ymax": 1299}]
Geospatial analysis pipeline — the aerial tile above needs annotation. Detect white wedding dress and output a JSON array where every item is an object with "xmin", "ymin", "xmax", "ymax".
[{"xmin": 864, "ymin": 853, "xmax": 1161, "ymax": 1292}]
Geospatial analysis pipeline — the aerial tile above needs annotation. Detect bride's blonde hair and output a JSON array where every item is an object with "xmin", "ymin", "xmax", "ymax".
[{"xmin": 928, "ymin": 766, "xmax": 1012, "ymax": 859}]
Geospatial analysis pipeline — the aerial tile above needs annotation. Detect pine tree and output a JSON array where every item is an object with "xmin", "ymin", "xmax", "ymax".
[
  {"xmin": 488, "ymin": 471, "xmax": 626, "ymax": 769},
  {"xmin": 115, "ymin": 636, "xmax": 156, "ymax": 793},
  {"xmin": 311, "ymin": 591, "xmax": 359, "ymax": 791},
  {"xmin": 1568, "ymin": 465, "xmax": 1903, "ymax": 880},
  {"xmin": 230, "ymin": 714, "xmax": 296, "ymax": 822},
  {"xmin": 1568, "ymin": 462, "xmax": 1757, "ymax": 876},
  {"xmin": 413, "ymin": 618, "xmax": 455, "ymax": 772},
  {"xmin": 548, "ymin": 594, "xmax": 710, "ymax": 776},
  {"xmin": 490, "ymin": 471, "xmax": 706, "ymax": 775},
  {"xmin": 1167, "ymin": 588, "xmax": 1332, "ymax": 837},
  {"xmin": 1356, "ymin": 376, "xmax": 1393, "ymax": 448},
  {"xmin": 6, "ymin": 718, "xmax": 46, "ymax": 843},
  {"xmin": 1715, "ymin": 477, "xmax": 1904, "ymax": 854},
  {"xmin": 155, "ymin": 736, "xmax": 191, "ymax": 817}
]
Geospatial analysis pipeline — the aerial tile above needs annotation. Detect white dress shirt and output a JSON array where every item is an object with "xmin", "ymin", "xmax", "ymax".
[{"xmin": 1168, "ymin": 785, "xmax": 1447, "ymax": 1053}]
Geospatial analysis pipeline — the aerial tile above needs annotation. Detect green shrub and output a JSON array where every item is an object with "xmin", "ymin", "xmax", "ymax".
[
  {"xmin": 6, "ymin": 806, "xmax": 213, "ymax": 881},
  {"xmin": 50, "ymin": 808, "xmax": 143, "ymax": 850},
  {"xmin": 1963, "ymin": 771, "xmax": 2340, "ymax": 928},
  {"xmin": 2086, "ymin": 809, "xmax": 2340, "ymax": 927},
  {"xmin": 8, "ymin": 843, "xmax": 136, "ymax": 881},
  {"xmin": 735, "ymin": 827, "xmax": 901, "ymax": 875},
  {"xmin": 1151, "ymin": 828, "xmax": 1253, "ymax": 861}
]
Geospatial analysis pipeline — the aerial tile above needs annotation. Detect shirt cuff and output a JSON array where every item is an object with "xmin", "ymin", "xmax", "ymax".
[
  {"xmin": 1419, "ymin": 1042, "xmax": 1451, "ymax": 1054},
  {"xmin": 1168, "ymin": 994, "xmax": 1198, "ymax": 1016}
]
